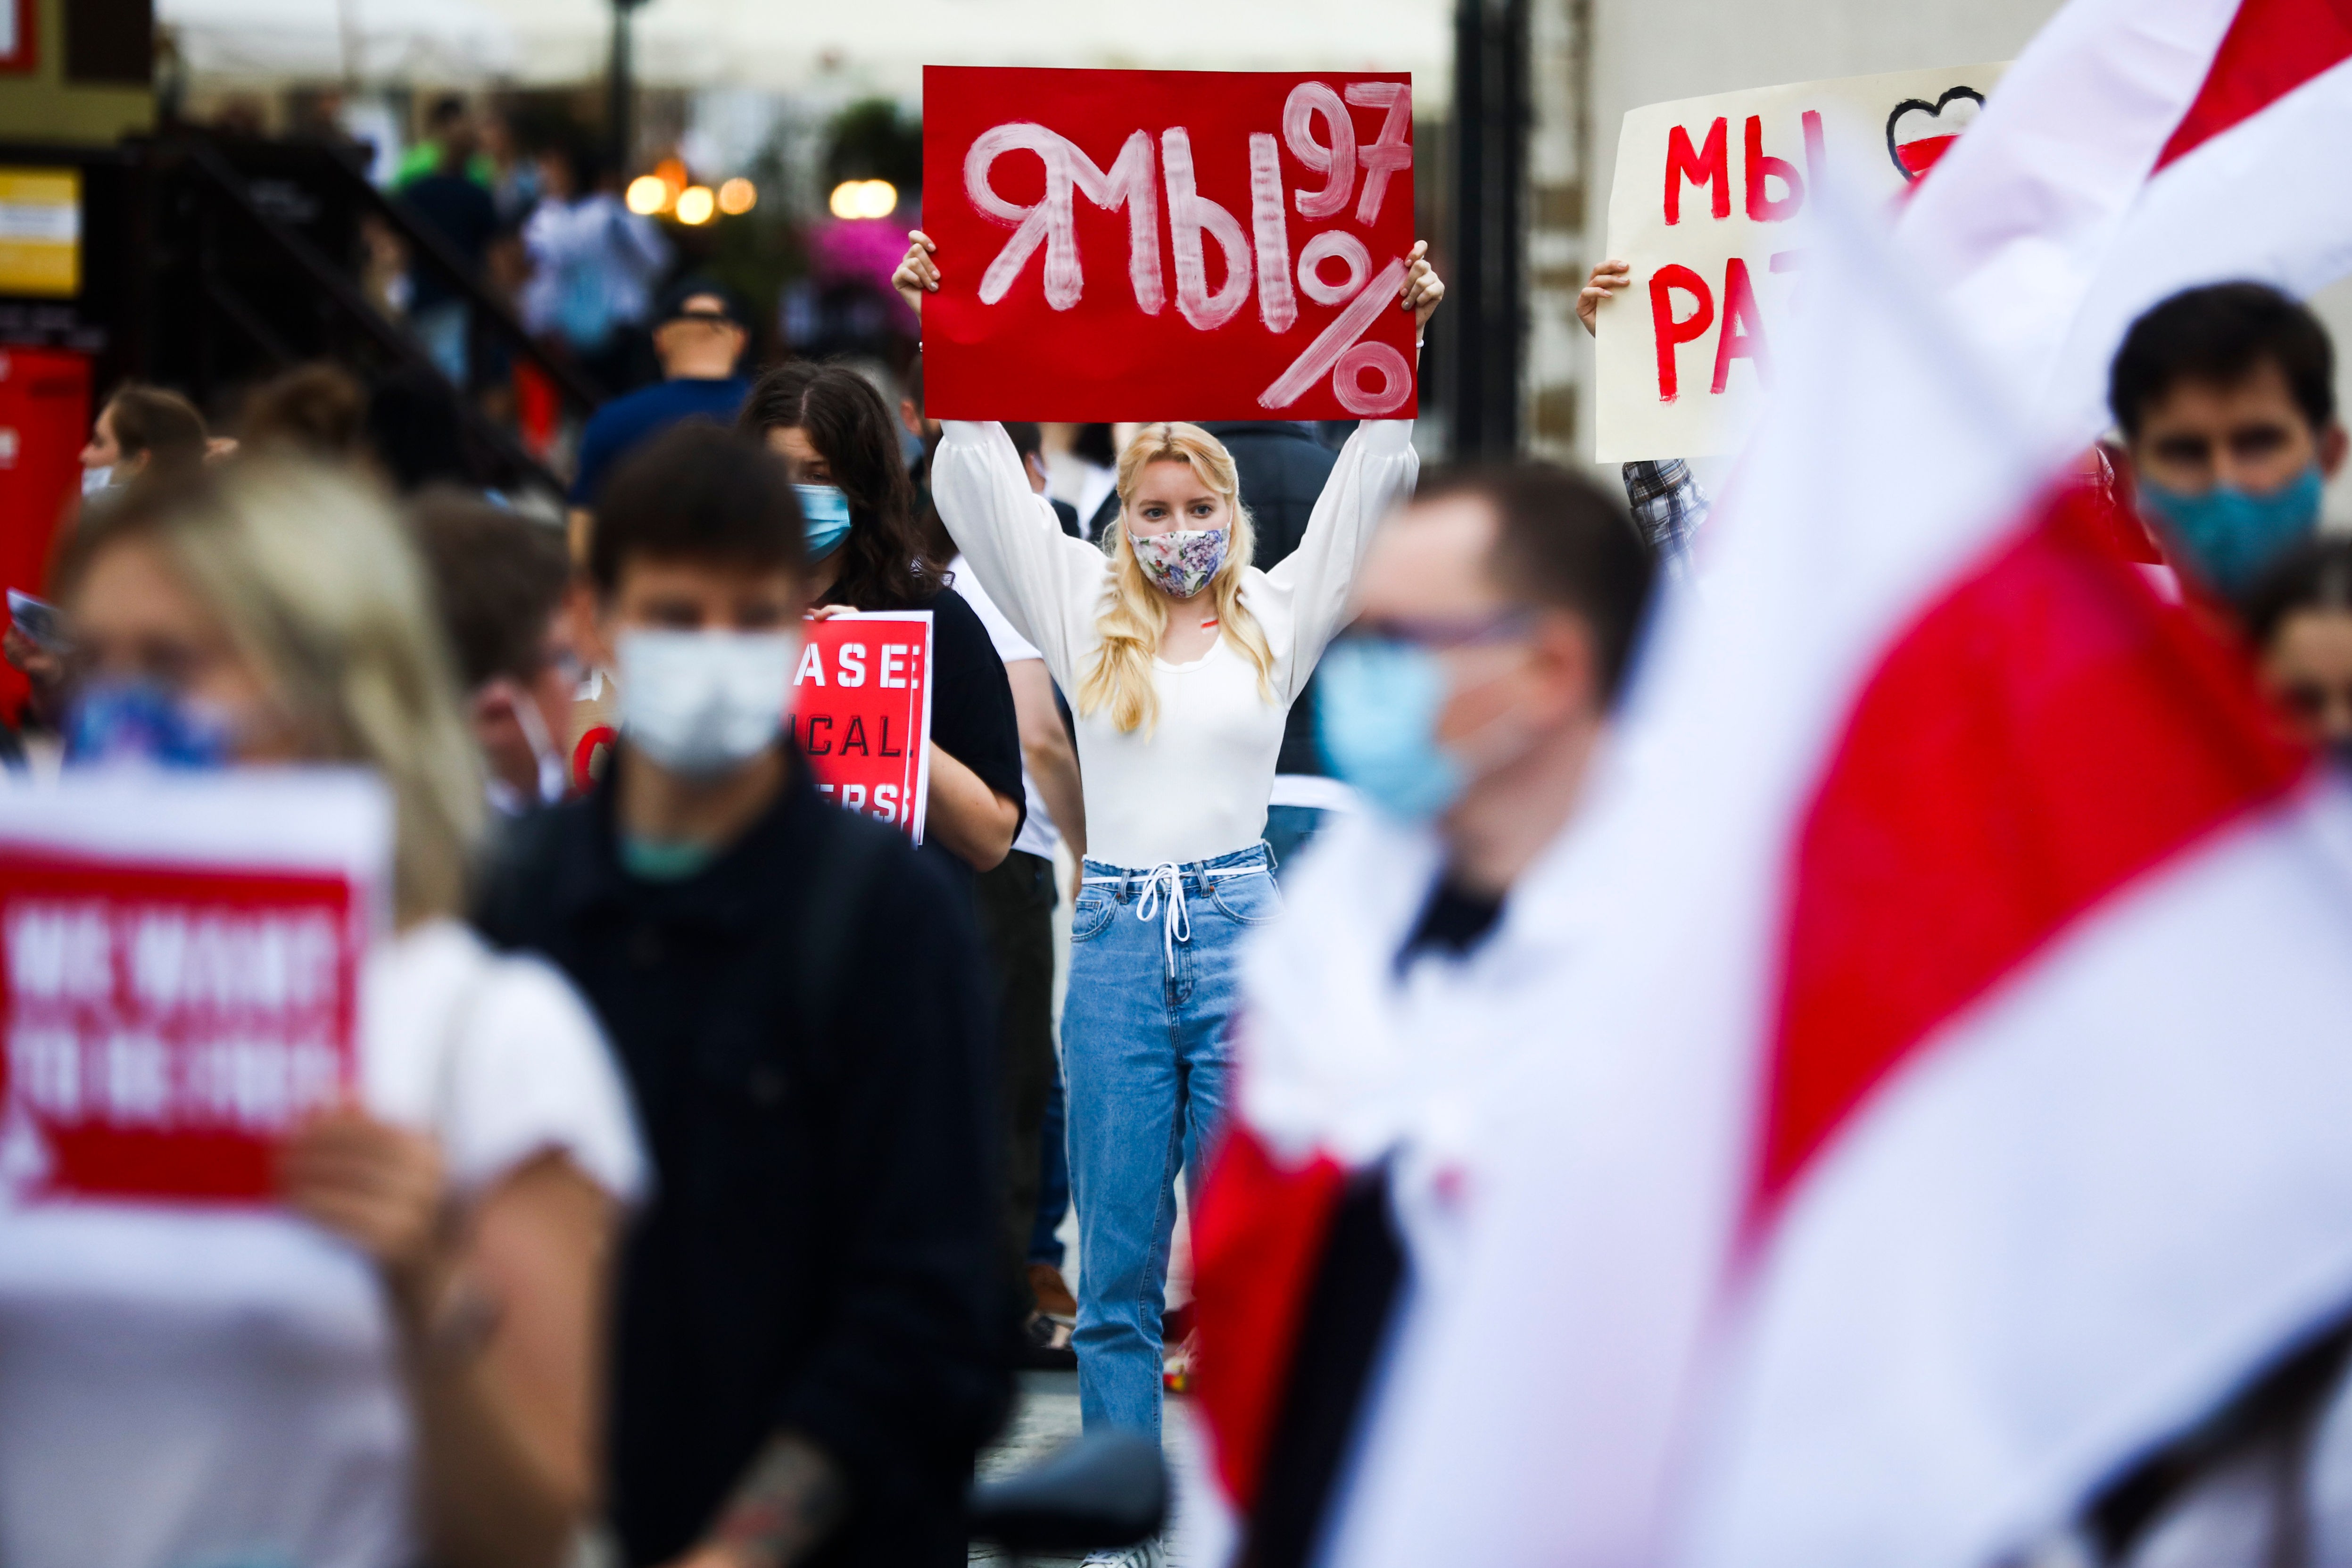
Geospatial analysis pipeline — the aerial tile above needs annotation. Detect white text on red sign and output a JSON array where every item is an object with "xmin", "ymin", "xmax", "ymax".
[
  {"xmin": 6, "ymin": 900, "xmax": 344, "ymax": 1135},
  {"xmin": 965, "ymin": 83, "xmax": 1416, "ymax": 415}
]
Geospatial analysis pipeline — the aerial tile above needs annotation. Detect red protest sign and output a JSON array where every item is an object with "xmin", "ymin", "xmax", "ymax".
[
  {"xmin": 921, "ymin": 66, "xmax": 1418, "ymax": 423},
  {"xmin": 0, "ymin": 776, "xmax": 385, "ymax": 1206},
  {"xmin": 791, "ymin": 612, "xmax": 934, "ymax": 841},
  {"xmin": 0, "ymin": 856, "xmax": 359, "ymax": 1202}
]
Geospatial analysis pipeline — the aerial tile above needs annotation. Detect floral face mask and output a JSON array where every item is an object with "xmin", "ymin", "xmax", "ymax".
[{"xmin": 1130, "ymin": 526, "xmax": 1229, "ymax": 599}]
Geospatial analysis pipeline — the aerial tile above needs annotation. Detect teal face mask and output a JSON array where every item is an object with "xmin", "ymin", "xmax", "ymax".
[
  {"xmin": 1315, "ymin": 636, "xmax": 1466, "ymax": 822},
  {"xmin": 795, "ymin": 484, "xmax": 853, "ymax": 562},
  {"xmin": 2139, "ymin": 465, "xmax": 2323, "ymax": 594}
]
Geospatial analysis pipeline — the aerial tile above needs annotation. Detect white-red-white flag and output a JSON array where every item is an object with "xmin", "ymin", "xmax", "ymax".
[
  {"xmin": 1909, "ymin": 0, "xmax": 2352, "ymax": 444},
  {"xmin": 1323, "ymin": 3, "xmax": 2352, "ymax": 1566}
]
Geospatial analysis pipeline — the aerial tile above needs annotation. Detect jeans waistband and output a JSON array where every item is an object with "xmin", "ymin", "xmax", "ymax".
[
  {"xmin": 1083, "ymin": 843, "xmax": 1272, "ymax": 977},
  {"xmin": 1082, "ymin": 841, "xmax": 1272, "ymax": 892}
]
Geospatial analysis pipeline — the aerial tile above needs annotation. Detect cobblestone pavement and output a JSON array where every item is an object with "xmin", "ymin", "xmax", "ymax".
[{"xmin": 969, "ymin": 1371, "xmax": 1209, "ymax": 1567}]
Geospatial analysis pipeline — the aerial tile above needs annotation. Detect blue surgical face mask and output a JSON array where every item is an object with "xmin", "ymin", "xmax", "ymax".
[
  {"xmin": 65, "ymin": 679, "xmax": 237, "ymax": 770},
  {"xmin": 795, "ymin": 484, "xmax": 853, "ymax": 562},
  {"xmin": 2139, "ymin": 465, "xmax": 2324, "ymax": 595},
  {"xmin": 1315, "ymin": 636, "xmax": 1466, "ymax": 822}
]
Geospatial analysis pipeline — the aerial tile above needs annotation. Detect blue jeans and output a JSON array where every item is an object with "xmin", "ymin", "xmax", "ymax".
[{"xmin": 1064, "ymin": 844, "xmax": 1280, "ymax": 1437}]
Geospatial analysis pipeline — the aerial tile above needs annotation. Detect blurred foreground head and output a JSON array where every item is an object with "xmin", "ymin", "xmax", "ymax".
[
  {"xmin": 2111, "ymin": 282, "xmax": 2346, "ymax": 595},
  {"xmin": 55, "ymin": 459, "xmax": 483, "ymax": 924},
  {"xmin": 1318, "ymin": 463, "xmax": 1656, "ymax": 875}
]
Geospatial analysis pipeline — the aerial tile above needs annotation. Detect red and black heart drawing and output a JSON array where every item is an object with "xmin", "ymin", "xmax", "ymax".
[{"xmin": 1886, "ymin": 87, "xmax": 1987, "ymax": 181}]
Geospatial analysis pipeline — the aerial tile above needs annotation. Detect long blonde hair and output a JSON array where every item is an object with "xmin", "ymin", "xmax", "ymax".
[
  {"xmin": 62, "ymin": 459, "xmax": 486, "ymax": 928},
  {"xmin": 1079, "ymin": 423, "xmax": 1276, "ymax": 735}
]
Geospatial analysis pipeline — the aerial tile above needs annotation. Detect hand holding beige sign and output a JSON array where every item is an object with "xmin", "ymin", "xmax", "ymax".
[{"xmin": 1593, "ymin": 63, "xmax": 2006, "ymax": 462}]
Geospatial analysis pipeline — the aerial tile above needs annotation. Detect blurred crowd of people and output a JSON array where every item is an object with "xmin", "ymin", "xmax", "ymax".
[
  {"xmin": 377, "ymin": 95, "xmax": 671, "ymax": 403},
  {"xmin": 0, "ymin": 144, "xmax": 2345, "ymax": 1568}
]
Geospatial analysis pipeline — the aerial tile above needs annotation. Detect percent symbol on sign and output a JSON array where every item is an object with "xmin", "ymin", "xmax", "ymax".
[{"xmin": 1258, "ymin": 255, "xmax": 1412, "ymax": 416}]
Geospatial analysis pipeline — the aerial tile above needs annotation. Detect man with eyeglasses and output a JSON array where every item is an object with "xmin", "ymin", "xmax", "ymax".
[{"xmin": 1187, "ymin": 463, "xmax": 1672, "ymax": 1568}]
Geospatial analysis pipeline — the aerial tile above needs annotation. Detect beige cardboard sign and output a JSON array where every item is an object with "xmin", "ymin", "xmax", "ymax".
[{"xmin": 1595, "ymin": 63, "xmax": 2006, "ymax": 462}]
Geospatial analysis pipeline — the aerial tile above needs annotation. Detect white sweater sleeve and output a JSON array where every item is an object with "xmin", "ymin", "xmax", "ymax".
[
  {"xmin": 1262, "ymin": 420, "xmax": 1421, "ymax": 702},
  {"xmin": 933, "ymin": 421, "xmax": 1110, "ymax": 692}
]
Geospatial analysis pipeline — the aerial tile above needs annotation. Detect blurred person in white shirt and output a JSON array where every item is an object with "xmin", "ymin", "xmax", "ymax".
[{"xmin": 0, "ymin": 457, "xmax": 642, "ymax": 1568}]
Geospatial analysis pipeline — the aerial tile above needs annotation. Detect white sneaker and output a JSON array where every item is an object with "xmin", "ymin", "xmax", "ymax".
[{"xmin": 1079, "ymin": 1537, "xmax": 1165, "ymax": 1568}]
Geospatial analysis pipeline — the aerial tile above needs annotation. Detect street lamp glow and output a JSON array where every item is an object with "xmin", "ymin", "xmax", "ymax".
[
  {"xmin": 828, "ymin": 179, "xmax": 898, "ymax": 220},
  {"xmin": 674, "ymin": 185, "xmax": 717, "ymax": 225},
  {"xmin": 625, "ymin": 174, "xmax": 670, "ymax": 216},
  {"xmin": 717, "ymin": 177, "xmax": 757, "ymax": 216}
]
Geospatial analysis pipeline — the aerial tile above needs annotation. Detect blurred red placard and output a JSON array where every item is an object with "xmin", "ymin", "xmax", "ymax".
[
  {"xmin": 790, "ymin": 612, "xmax": 934, "ymax": 842},
  {"xmin": 921, "ymin": 66, "xmax": 1418, "ymax": 423},
  {"xmin": 0, "ymin": 347, "xmax": 92, "ymax": 720},
  {"xmin": 0, "ymin": 855, "xmax": 362, "ymax": 1203},
  {"xmin": 0, "ymin": 774, "xmax": 385, "ymax": 1206}
]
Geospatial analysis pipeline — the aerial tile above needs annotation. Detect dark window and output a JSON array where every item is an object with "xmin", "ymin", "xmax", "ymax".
[{"xmin": 67, "ymin": 0, "xmax": 152, "ymax": 86}]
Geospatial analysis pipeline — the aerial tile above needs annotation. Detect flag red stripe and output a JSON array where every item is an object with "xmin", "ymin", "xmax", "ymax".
[
  {"xmin": 1192, "ymin": 1126, "xmax": 1350, "ymax": 1510},
  {"xmin": 2155, "ymin": 0, "xmax": 2352, "ymax": 171},
  {"xmin": 1755, "ymin": 489, "xmax": 2309, "ymax": 1218}
]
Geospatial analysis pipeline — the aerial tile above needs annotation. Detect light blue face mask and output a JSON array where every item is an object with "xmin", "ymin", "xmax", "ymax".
[
  {"xmin": 65, "ymin": 679, "xmax": 237, "ymax": 769},
  {"xmin": 795, "ymin": 484, "xmax": 853, "ymax": 562},
  {"xmin": 1314, "ymin": 636, "xmax": 1466, "ymax": 822},
  {"xmin": 2139, "ymin": 465, "xmax": 2324, "ymax": 595}
]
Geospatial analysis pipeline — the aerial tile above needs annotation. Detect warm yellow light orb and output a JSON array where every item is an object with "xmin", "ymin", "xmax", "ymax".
[
  {"xmin": 828, "ymin": 178, "xmax": 898, "ymax": 220},
  {"xmin": 717, "ymin": 177, "xmax": 757, "ymax": 215},
  {"xmin": 674, "ymin": 185, "xmax": 717, "ymax": 225},
  {"xmin": 624, "ymin": 174, "xmax": 670, "ymax": 216}
]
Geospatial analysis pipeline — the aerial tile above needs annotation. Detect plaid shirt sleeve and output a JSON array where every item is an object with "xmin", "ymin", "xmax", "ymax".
[{"xmin": 1621, "ymin": 458, "xmax": 1709, "ymax": 569}]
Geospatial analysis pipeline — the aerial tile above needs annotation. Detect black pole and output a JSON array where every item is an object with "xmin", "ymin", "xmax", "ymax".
[
  {"xmin": 608, "ymin": 0, "xmax": 644, "ymax": 177},
  {"xmin": 1447, "ymin": 0, "xmax": 1529, "ymax": 459}
]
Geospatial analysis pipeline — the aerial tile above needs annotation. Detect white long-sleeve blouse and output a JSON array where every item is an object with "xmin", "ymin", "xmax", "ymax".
[{"xmin": 932, "ymin": 419, "xmax": 1419, "ymax": 870}]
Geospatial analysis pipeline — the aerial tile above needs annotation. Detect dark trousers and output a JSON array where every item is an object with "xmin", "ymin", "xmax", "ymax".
[
  {"xmin": 1031, "ymin": 1071, "xmax": 1068, "ymax": 1268},
  {"xmin": 975, "ymin": 847, "xmax": 1059, "ymax": 1307},
  {"xmin": 1263, "ymin": 804, "xmax": 1335, "ymax": 883}
]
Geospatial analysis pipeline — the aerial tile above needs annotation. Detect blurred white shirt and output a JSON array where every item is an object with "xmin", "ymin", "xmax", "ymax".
[{"xmin": 0, "ymin": 919, "xmax": 644, "ymax": 1568}]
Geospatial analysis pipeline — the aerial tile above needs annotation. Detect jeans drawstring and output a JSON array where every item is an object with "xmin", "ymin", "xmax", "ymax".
[{"xmin": 1133, "ymin": 862, "xmax": 1190, "ymax": 977}]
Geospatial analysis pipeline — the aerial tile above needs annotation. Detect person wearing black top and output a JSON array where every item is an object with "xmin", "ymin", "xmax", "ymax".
[
  {"xmin": 740, "ymin": 362, "xmax": 1024, "ymax": 878},
  {"xmin": 1196, "ymin": 420, "xmax": 1349, "ymax": 874},
  {"xmin": 476, "ymin": 423, "xmax": 1010, "ymax": 1568},
  {"xmin": 398, "ymin": 118, "xmax": 498, "ymax": 388}
]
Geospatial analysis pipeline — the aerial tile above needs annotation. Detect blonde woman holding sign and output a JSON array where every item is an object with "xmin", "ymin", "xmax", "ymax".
[{"xmin": 897, "ymin": 231, "xmax": 1441, "ymax": 1455}]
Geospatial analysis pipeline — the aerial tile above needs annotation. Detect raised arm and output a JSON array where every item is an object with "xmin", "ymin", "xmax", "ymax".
[
  {"xmin": 1260, "ymin": 241, "xmax": 1441, "ymax": 698},
  {"xmin": 898, "ymin": 232, "xmax": 1110, "ymax": 688},
  {"xmin": 930, "ymin": 420, "xmax": 1109, "ymax": 690},
  {"xmin": 1262, "ymin": 421, "xmax": 1421, "ymax": 700}
]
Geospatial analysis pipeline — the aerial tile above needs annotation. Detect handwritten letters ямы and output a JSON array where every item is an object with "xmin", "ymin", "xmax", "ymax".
[{"xmin": 922, "ymin": 67, "xmax": 1419, "ymax": 423}]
